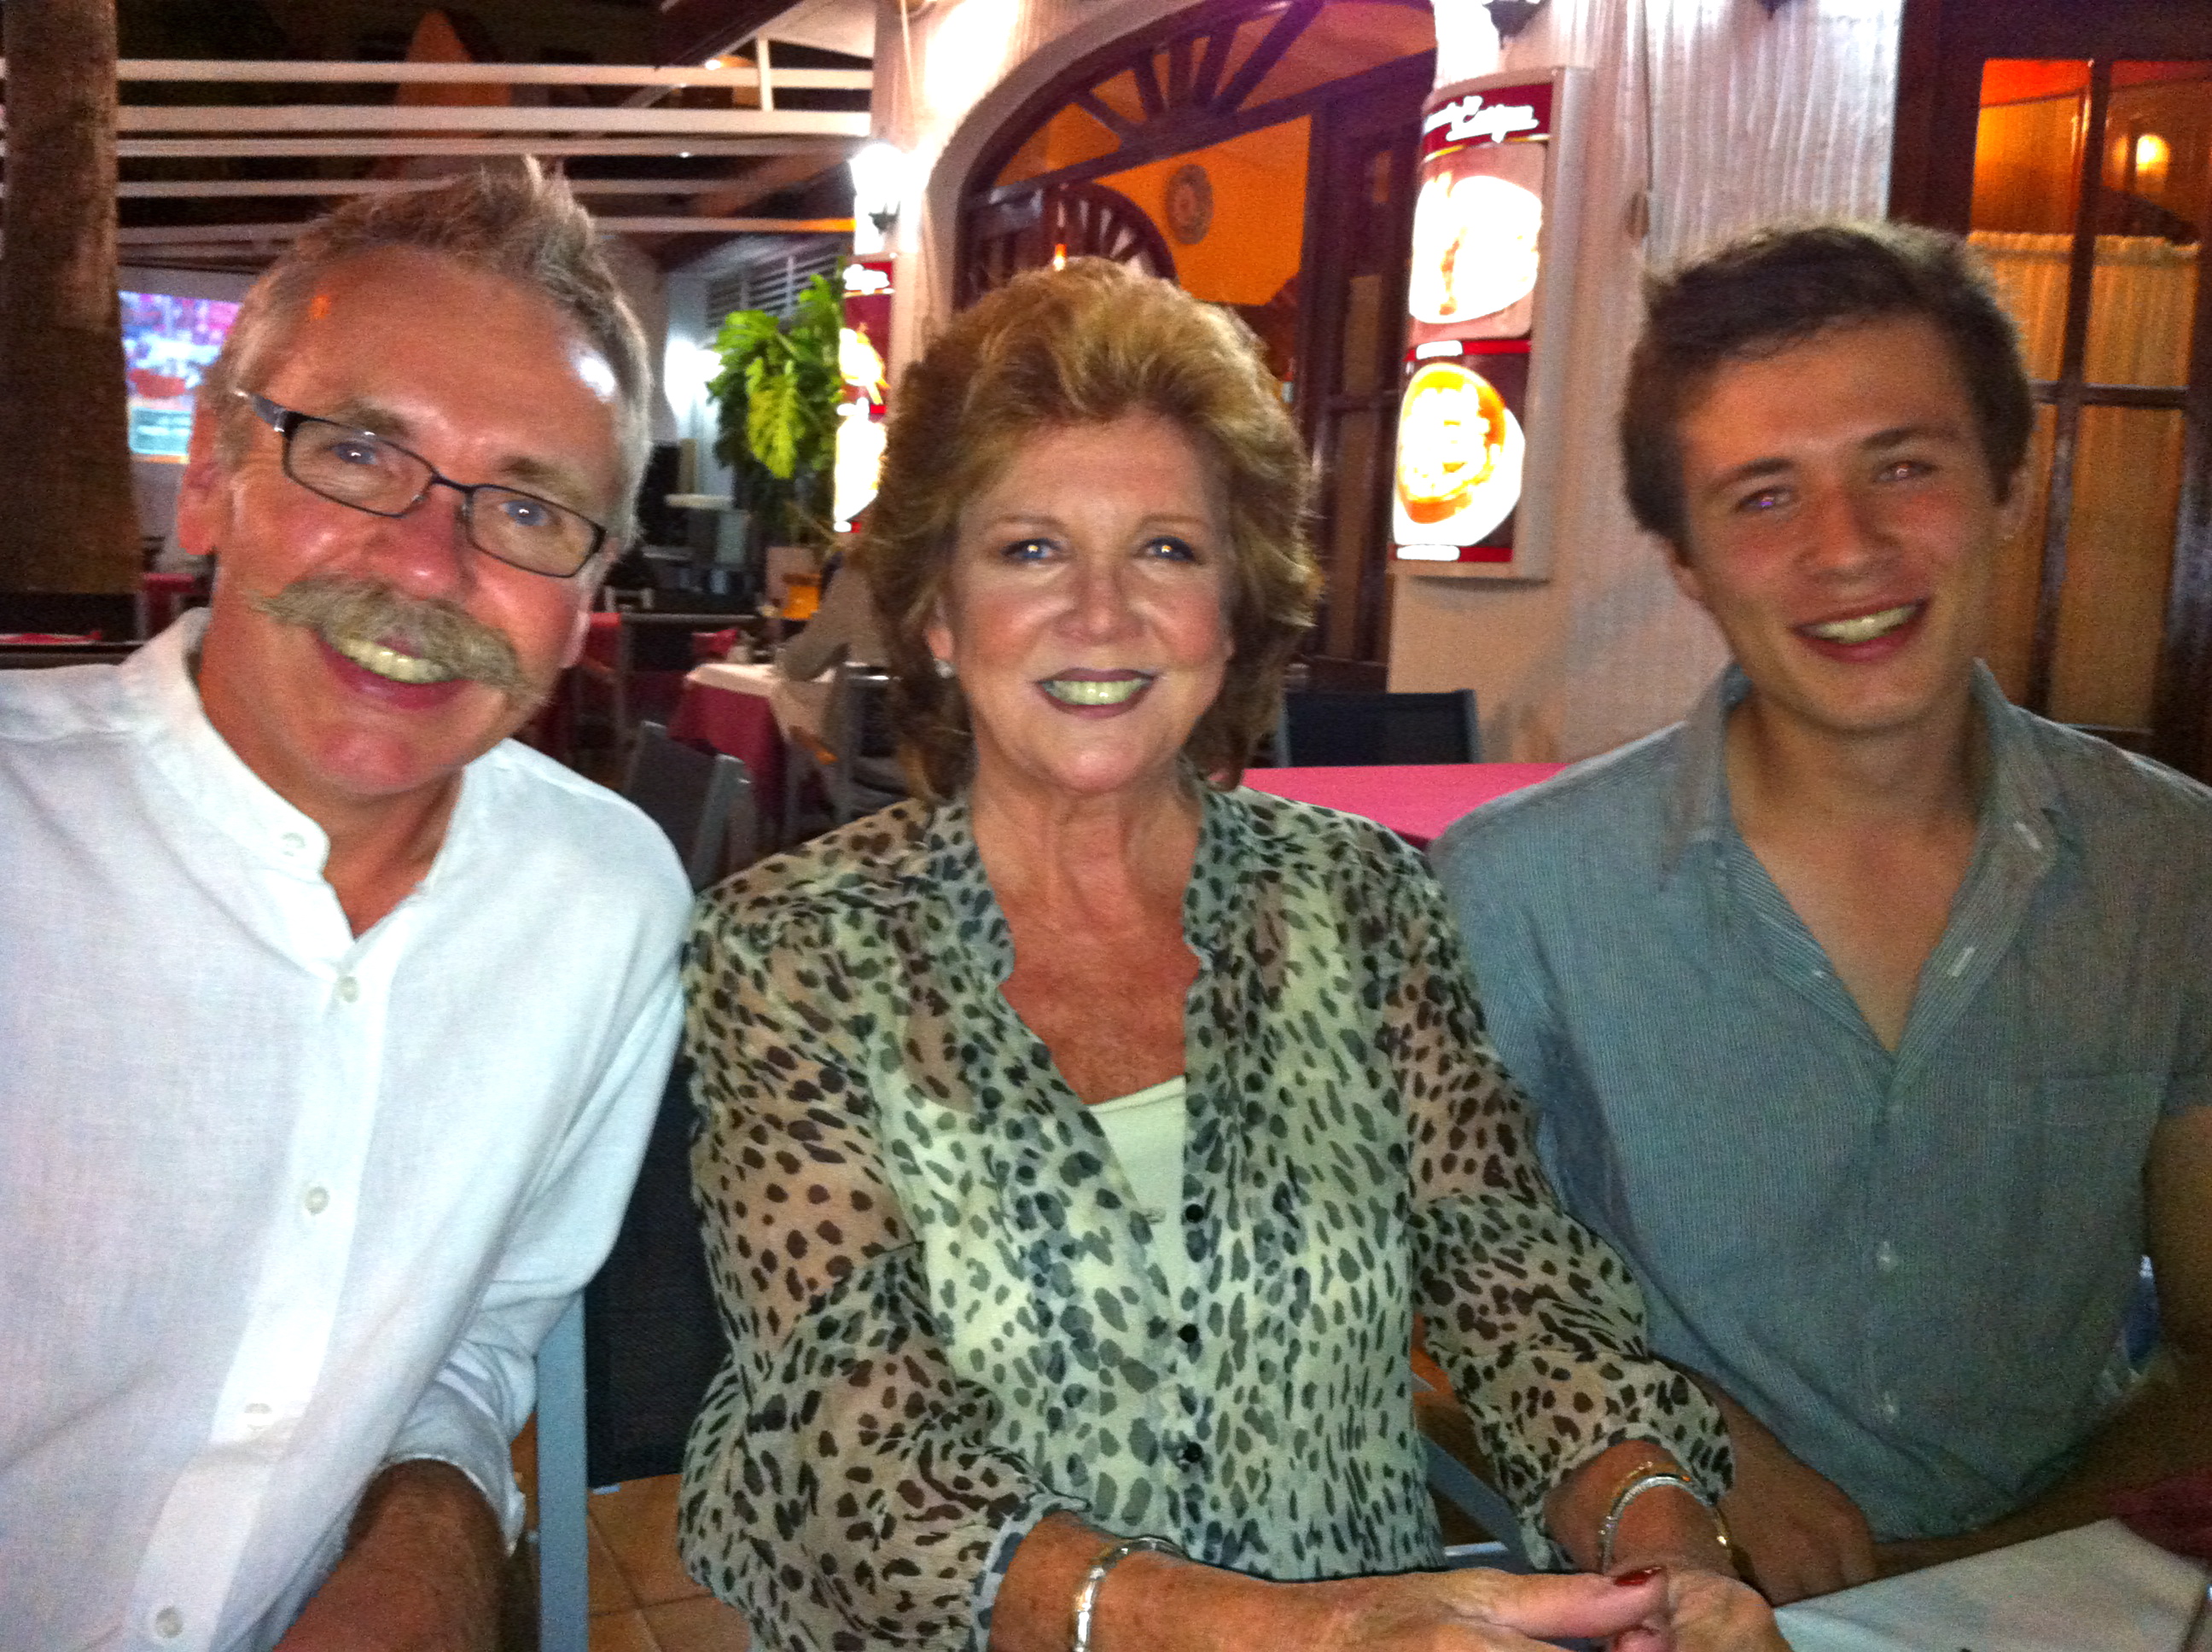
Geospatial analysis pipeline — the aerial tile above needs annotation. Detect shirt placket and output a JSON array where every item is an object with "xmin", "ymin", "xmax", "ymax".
[
  {"xmin": 1862, "ymin": 811, "xmax": 2052, "ymax": 1446},
  {"xmin": 124, "ymin": 858, "xmax": 398, "ymax": 1651}
]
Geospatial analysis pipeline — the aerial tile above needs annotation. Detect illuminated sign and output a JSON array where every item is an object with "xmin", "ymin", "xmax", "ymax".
[
  {"xmin": 833, "ymin": 256, "xmax": 895, "ymax": 532},
  {"xmin": 1420, "ymin": 88, "xmax": 1551, "ymax": 149},
  {"xmin": 1393, "ymin": 67, "xmax": 1587, "ymax": 580}
]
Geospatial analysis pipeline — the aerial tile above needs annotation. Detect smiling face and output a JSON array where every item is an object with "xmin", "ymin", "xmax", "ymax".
[
  {"xmin": 1668, "ymin": 313, "xmax": 2029, "ymax": 753},
  {"xmin": 178, "ymin": 248, "xmax": 622, "ymax": 824},
  {"xmin": 927, "ymin": 414, "xmax": 1234, "ymax": 807}
]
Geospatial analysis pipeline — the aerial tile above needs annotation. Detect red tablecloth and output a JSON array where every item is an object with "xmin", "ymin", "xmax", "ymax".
[
  {"xmin": 669, "ymin": 677, "xmax": 785, "ymax": 802},
  {"xmin": 1243, "ymin": 763, "xmax": 1566, "ymax": 847}
]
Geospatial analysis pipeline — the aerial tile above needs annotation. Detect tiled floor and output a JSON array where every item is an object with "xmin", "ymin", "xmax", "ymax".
[{"xmin": 512, "ymin": 1422, "xmax": 752, "ymax": 1651}]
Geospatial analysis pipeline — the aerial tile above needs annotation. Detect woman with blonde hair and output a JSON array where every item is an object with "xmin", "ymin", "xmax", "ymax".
[{"xmin": 680, "ymin": 259, "xmax": 1781, "ymax": 1652}]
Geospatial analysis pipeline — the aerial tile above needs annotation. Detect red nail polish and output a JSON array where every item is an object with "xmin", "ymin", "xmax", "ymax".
[{"xmin": 1612, "ymin": 1566, "xmax": 1665, "ymax": 1585}]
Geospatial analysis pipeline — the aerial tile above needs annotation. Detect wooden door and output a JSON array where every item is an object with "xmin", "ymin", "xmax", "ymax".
[
  {"xmin": 1293, "ymin": 55, "xmax": 1429, "ymax": 684},
  {"xmin": 1895, "ymin": 0, "xmax": 2212, "ymax": 782}
]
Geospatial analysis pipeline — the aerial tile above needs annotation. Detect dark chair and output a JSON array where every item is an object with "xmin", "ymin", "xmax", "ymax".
[
  {"xmin": 785, "ymin": 661, "xmax": 905, "ymax": 838},
  {"xmin": 0, "ymin": 591, "xmax": 140, "ymax": 639},
  {"xmin": 0, "ymin": 642, "xmax": 141, "ymax": 671},
  {"xmin": 534, "ymin": 1051, "xmax": 727, "ymax": 1652},
  {"xmin": 620, "ymin": 721, "xmax": 756, "ymax": 892},
  {"xmin": 573, "ymin": 611, "xmax": 751, "ymax": 770},
  {"xmin": 1276, "ymin": 688, "xmax": 1481, "ymax": 766},
  {"xmin": 533, "ymin": 735, "xmax": 762, "ymax": 1648}
]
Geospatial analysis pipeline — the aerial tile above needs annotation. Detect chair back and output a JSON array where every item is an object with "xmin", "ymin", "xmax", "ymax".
[
  {"xmin": 580, "ymin": 1056, "xmax": 725, "ymax": 1487},
  {"xmin": 621, "ymin": 721, "xmax": 756, "ymax": 891},
  {"xmin": 1277, "ymin": 688, "xmax": 1481, "ymax": 766},
  {"xmin": 822, "ymin": 662, "xmax": 905, "ymax": 825},
  {"xmin": 0, "ymin": 641, "xmax": 141, "ymax": 670}
]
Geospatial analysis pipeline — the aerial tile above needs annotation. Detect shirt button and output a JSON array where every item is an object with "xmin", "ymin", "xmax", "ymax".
[
  {"xmin": 1874, "ymin": 1240, "xmax": 1899, "ymax": 1274},
  {"xmin": 335, "ymin": 975, "xmax": 359, "ymax": 1003},
  {"xmin": 280, "ymin": 832, "xmax": 306, "ymax": 856},
  {"xmin": 1177, "ymin": 1441, "xmax": 1206, "ymax": 1468},
  {"xmin": 1878, "ymin": 1390, "xmax": 1901, "ymax": 1423},
  {"xmin": 304, "ymin": 1185, "xmax": 329, "ymax": 1215},
  {"xmin": 244, "ymin": 1400, "xmax": 271, "ymax": 1420},
  {"xmin": 154, "ymin": 1606, "xmax": 184, "ymax": 1638},
  {"xmin": 1183, "ymin": 1202, "xmax": 1204, "ymax": 1224},
  {"xmin": 1178, "ymin": 1323, "xmax": 1199, "ymax": 1345}
]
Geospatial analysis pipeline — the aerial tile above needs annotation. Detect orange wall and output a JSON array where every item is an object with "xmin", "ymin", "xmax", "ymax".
[{"xmin": 1098, "ymin": 116, "xmax": 1310, "ymax": 308}]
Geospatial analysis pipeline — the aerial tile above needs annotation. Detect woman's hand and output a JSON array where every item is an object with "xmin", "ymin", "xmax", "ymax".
[
  {"xmin": 1271, "ymin": 1567, "xmax": 1669, "ymax": 1652},
  {"xmin": 1607, "ymin": 1567, "xmax": 1790, "ymax": 1652}
]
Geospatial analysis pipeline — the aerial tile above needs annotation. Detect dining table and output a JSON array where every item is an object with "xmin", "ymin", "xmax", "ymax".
[
  {"xmin": 1772, "ymin": 1518, "xmax": 2209, "ymax": 1651},
  {"xmin": 668, "ymin": 660, "xmax": 792, "ymax": 804},
  {"xmin": 1243, "ymin": 762, "xmax": 1569, "ymax": 848}
]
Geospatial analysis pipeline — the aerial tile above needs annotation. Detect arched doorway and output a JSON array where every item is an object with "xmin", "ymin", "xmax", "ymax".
[{"xmin": 954, "ymin": 0, "xmax": 1436, "ymax": 683}]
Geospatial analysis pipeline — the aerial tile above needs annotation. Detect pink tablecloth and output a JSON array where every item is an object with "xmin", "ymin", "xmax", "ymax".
[
  {"xmin": 669, "ymin": 676, "xmax": 785, "ymax": 802},
  {"xmin": 1243, "ymin": 763, "xmax": 1566, "ymax": 848}
]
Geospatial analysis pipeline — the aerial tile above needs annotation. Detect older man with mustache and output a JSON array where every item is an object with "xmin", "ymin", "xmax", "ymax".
[{"xmin": 0, "ymin": 166, "xmax": 690, "ymax": 1650}]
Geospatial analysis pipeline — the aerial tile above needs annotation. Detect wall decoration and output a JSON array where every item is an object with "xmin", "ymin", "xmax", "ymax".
[
  {"xmin": 1394, "ymin": 67, "xmax": 1589, "ymax": 580},
  {"xmin": 1163, "ymin": 162, "xmax": 1214, "ymax": 245}
]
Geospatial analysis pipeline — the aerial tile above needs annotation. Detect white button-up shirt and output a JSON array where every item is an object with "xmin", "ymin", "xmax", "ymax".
[{"xmin": 0, "ymin": 615, "xmax": 690, "ymax": 1650}]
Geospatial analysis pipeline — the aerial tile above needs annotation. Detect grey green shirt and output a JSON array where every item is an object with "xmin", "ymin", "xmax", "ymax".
[
  {"xmin": 680, "ymin": 786, "xmax": 1726, "ymax": 1652},
  {"xmin": 1430, "ymin": 664, "xmax": 2212, "ymax": 1542}
]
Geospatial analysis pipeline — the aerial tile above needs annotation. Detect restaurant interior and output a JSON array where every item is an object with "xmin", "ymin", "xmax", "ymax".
[{"xmin": 2, "ymin": 0, "xmax": 2208, "ymax": 1648}]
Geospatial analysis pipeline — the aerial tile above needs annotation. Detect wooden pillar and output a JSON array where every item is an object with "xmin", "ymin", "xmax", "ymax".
[{"xmin": 0, "ymin": 0, "xmax": 140, "ymax": 593}]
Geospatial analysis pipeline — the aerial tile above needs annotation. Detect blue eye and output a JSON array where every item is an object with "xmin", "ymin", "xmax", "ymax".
[
  {"xmin": 1001, "ymin": 537, "xmax": 1054, "ymax": 562},
  {"xmin": 497, "ymin": 495, "xmax": 556, "ymax": 531},
  {"xmin": 1144, "ymin": 535, "xmax": 1200, "ymax": 561},
  {"xmin": 328, "ymin": 436, "xmax": 387, "ymax": 468}
]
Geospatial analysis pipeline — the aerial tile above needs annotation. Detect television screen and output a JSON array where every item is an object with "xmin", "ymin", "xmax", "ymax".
[{"xmin": 122, "ymin": 290, "xmax": 240, "ymax": 462}]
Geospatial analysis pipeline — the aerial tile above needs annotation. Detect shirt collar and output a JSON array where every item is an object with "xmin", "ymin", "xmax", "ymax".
[
  {"xmin": 122, "ymin": 609, "xmax": 335, "ymax": 875},
  {"xmin": 1660, "ymin": 663, "xmax": 1749, "ymax": 878},
  {"xmin": 1659, "ymin": 659, "xmax": 2072, "ymax": 880}
]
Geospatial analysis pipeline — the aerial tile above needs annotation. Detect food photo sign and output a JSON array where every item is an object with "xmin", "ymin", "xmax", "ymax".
[{"xmin": 1394, "ymin": 67, "xmax": 1588, "ymax": 579}]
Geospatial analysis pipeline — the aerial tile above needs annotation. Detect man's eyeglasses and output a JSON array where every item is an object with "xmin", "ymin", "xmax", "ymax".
[{"xmin": 239, "ymin": 392, "xmax": 610, "ymax": 579}]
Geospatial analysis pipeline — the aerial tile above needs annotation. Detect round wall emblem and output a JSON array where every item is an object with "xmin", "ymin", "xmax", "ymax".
[{"xmin": 1163, "ymin": 162, "xmax": 1214, "ymax": 245}]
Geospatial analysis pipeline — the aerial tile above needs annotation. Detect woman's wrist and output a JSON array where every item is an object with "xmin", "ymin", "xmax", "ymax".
[
  {"xmin": 1604, "ymin": 1480, "xmax": 1734, "ymax": 1577},
  {"xmin": 1547, "ymin": 1440, "xmax": 1732, "ymax": 1575}
]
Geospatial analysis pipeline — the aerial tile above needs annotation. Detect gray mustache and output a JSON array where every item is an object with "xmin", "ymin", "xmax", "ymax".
[{"xmin": 254, "ymin": 576, "xmax": 536, "ymax": 701}]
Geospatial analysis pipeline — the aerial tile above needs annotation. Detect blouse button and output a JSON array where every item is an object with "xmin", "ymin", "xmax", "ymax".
[
  {"xmin": 1179, "ymin": 1323, "xmax": 1199, "ymax": 1345},
  {"xmin": 1183, "ymin": 1202, "xmax": 1204, "ymax": 1224},
  {"xmin": 1177, "ymin": 1441, "xmax": 1206, "ymax": 1468}
]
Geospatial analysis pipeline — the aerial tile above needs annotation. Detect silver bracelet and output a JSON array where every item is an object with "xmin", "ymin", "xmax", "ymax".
[
  {"xmin": 1597, "ymin": 1470, "xmax": 1715, "ymax": 1573},
  {"xmin": 1070, "ymin": 1534, "xmax": 1184, "ymax": 1652}
]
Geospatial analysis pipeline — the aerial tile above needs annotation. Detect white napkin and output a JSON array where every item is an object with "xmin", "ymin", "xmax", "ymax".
[{"xmin": 1776, "ymin": 1519, "xmax": 2210, "ymax": 1652}]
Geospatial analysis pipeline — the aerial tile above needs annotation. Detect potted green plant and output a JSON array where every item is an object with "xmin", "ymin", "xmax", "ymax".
[{"xmin": 707, "ymin": 272, "xmax": 844, "ymax": 566}]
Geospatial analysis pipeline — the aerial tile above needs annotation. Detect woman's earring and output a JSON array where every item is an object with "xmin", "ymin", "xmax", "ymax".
[{"xmin": 933, "ymin": 655, "xmax": 956, "ymax": 680}]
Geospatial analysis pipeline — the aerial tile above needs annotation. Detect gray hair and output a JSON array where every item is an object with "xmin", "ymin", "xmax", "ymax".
[{"xmin": 201, "ymin": 160, "xmax": 653, "ymax": 544}]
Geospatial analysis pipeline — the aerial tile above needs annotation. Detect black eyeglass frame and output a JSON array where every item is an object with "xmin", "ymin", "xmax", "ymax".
[{"xmin": 238, "ymin": 390, "xmax": 614, "ymax": 579}]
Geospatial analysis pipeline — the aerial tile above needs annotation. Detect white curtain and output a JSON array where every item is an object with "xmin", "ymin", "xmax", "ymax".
[{"xmin": 1970, "ymin": 230, "xmax": 2197, "ymax": 386}]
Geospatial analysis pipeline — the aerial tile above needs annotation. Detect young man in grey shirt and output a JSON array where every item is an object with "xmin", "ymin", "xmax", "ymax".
[{"xmin": 1430, "ymin": 221, "xmax": 2212, "ymax": 1603}]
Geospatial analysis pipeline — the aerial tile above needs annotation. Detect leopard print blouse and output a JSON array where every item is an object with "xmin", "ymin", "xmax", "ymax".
[{"xmin": 679, "ymin": 788, "xmax": 1726, "ymax": 1652}]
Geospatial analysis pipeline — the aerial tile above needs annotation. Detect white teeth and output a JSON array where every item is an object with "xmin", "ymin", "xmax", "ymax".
[
  {"xmin": 1805, "ymin": 603, "xmax": 1918, "ymax": 645},
  {"xmin": 1043, "ymin": 676, "xmax": 1150, "ymax": 707},
  {"xmin": 331, "ymin": 634, "xmax": 457, "ymax": 684}
]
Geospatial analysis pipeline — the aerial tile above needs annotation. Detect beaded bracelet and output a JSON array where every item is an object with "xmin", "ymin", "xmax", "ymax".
[
  {"xmin": 1070, "ymin": 1534, "xmax": 1185, "ymax": 1652},
  {"xmin": 1597, "ymin": 1469, "xmax": 1732, "ymax": 1573}
]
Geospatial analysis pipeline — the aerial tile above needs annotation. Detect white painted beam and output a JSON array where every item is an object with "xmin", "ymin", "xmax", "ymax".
[
  {"xmin": 0, "ymin": 59, "xmax": 870, "ymax": 90},
  {"xmin": 41, "ymin": 105, "xmax": 870, "ymax": 136},
  {"xmin": 62, "ymin": 177, "xmax": 783, "ymax": 199},
  {"xmin": 109, "ymin": 216, "xmax": 855, "ymax": 246},
  {"xmin": 95, "ymin": 137, "xmax": 856, "ymax": 159}
]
